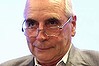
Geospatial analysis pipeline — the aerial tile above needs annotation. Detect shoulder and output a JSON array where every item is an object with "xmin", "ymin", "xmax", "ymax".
[
  {"xmin": 76, "ymin": 47, "xmax": 99, "ymax": 65},
  {"xmin": 68, "ymin": 45, "xmax": 99, "ymax": 66},
  {"xmin": 0, "ymin": 55, "xmax": 34, "ymax": 66},
  {"xmin": 80, "ymin": 49, "xmax": 99, "ymax": 63},
  {"xmin": 71, "ymin": 46, "xmax": 99, "ymax": 60}
]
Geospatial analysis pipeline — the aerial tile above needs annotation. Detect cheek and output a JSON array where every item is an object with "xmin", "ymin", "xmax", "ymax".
[
  {"xmin": 26, "ymin": 36, "xmax": 36, "ymax": 44},
  {"xmin": 26, "ymin": 37, "xmax": 36, "ymax": 53},
  {"xmin": 62, "ymin": 25, "xmax": 72, "ymax": 39},
  {"xmin": 51, "ymin": 36, "xmax": 66, "ymax": 53}
]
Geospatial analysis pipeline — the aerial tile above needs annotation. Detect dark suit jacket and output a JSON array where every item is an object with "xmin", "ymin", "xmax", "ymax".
[{"xmin": 0, "ymin": 45, "xmax": 99, "ymax": 66}]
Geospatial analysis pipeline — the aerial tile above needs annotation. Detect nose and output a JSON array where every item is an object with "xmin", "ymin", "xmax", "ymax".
[{"xmin": 36, "ymin": 29, "xmax": 49, "ymax": 42}]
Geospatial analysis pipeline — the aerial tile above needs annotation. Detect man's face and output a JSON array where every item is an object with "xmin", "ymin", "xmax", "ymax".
[{"xmin": 24, "ymin": 0, "xmax": 75, "ymax": 64}]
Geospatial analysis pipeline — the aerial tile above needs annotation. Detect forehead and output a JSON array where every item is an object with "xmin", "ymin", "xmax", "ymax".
[{"xmin": 24, "ymin": 0, "xmax": 65, "ymax": 19}]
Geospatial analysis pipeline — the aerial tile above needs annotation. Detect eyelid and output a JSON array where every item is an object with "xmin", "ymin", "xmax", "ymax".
[
  {"xmin": 45, "ymin": 17, "xmax": 62, "ymax": 25},
  {"xmin": 24, "ymin": 19, "xmax": 38, "ymax": 28}
]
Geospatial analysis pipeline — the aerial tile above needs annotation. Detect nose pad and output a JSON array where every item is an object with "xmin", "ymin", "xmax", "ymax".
[
  {"xmin": 36, "ymin": 29, "xmax": 49, "ymax": 42},
  {"xmin": 36, "ymin": 28, "xmax": 44, "ymax": 36}
]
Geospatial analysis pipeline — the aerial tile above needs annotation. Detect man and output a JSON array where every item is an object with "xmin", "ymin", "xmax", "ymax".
[{"xmin": 0, "ymin": 0, "xmax": 99, "ymax": 66}]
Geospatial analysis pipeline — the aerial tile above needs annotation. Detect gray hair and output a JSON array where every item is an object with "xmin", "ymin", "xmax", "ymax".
[
  {"xmin": 24, "ymin": 0, "xmax": 74, "ymax": 18},
  {"xmin": 64, "ymin": 0, "xmax": 74, "ymax": 17}
]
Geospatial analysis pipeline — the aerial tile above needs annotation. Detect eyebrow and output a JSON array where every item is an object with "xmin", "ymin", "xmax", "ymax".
[
  {"xmin": 25, "ymin": 18, "xmax": 37, "ymax": 23},
  {"xmin": 45, "ymin": 17, "xmax": 59, "ymax": 22},
  {"xmin": 48, "ymin": 13, "xmax": 61, "ymax": 20}
]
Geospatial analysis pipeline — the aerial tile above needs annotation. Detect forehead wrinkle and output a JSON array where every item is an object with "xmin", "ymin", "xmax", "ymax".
[{"xmin": 24, "ymin": 0, "xmax": 66, "ymax": 19}]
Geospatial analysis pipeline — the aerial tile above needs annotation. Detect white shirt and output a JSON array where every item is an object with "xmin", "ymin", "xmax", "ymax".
[{"xmin": 34, "ymin": 44, "xmax": 72, "ymax": 66}]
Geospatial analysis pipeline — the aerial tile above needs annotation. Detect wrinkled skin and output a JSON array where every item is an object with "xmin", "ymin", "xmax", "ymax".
[{"xmin": 24, "ymin": 0, "xmax": 76, "ymax": 65}]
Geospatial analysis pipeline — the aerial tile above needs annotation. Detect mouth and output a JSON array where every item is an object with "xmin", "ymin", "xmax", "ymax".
[
  {"xmin": 32, "ymin": 41, "xmax": 54, "ymax": 51},
  {"xmin": 36, "ymin": 46, "xmax": 51, "ymax": 50},
  {"xmin": 37, "ymin": 47, "xmax": 51, "ymax": 50},
  {"xmin": 34, "ymin": 46, "xmax": 54, "ymax": 51}
]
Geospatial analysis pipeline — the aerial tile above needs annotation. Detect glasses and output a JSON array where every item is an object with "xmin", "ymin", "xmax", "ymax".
[{"xmin": 22, "ymin": 16, "xmax": 72, "ymax": 37}]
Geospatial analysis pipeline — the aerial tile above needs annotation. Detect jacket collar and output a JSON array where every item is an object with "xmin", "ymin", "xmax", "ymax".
[{"xmin": 66, "ymin": 45, "xmax": 90, "ymax": 66}]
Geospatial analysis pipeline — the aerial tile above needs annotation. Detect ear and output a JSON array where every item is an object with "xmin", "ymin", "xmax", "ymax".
[{"xmin": 71, "ymin": 15, "xmax": 77, "ymax": 37}]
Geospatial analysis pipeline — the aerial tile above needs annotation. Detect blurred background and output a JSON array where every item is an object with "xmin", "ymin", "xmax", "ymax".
[{"xmin": 0, "ymin": 0, "xmax": 99, "ymax": 63}]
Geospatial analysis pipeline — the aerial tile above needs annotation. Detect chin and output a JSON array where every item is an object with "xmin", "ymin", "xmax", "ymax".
[{"xmin": 36, "ymin": 53, "xmax": 56, "ymax": 62}]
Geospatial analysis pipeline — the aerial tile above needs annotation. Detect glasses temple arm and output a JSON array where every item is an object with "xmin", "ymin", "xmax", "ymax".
[{"xmin": 60, "ymin": 16, "xmax": 73, "ymax": 29}]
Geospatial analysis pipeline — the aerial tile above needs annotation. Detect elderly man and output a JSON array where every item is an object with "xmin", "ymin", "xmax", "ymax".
[{"xmin": 0, "ymin": 0, "xmax": 99, "ymax": 66}]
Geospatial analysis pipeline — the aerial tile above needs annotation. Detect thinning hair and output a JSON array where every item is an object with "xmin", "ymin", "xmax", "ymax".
[
  {"xmin": 64, "ymin": 0, "xmax": 74, "ymax": 17},
  {"xmin": 24, "ymin": 0, "xmax": 74, "ymax": 18}
]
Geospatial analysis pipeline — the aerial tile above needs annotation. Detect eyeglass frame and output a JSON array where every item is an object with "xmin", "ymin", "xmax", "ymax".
[{"xmin": 22, "ymin": 16, "xmax": 73, "ymax": 37}]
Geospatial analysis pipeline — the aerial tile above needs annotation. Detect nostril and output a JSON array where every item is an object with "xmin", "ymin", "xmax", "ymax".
[{"xmin": 36, "ymin": 34, "xmax": 46, "ymax": 42}]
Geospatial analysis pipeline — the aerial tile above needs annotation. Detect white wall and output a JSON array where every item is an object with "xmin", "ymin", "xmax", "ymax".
[
  {"xmin": 72, "ymin": 0, "xmax": 99, "ymax": 50},
  {"xmin": 0, "ymin": 0, "xmax": 99, "ymax": 63}
]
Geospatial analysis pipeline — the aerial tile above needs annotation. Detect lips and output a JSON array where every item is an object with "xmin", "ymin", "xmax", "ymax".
[
  {"xmin": 36, "ymin": 47, "xmax": 52, "ymax": 50},
  {"xmin": 32, "ymin": 41, "xmax": 54, "ymax": 51},
  {"xmin": 35, "ymin": 45, "xmax": 54, "ymax": 50}
]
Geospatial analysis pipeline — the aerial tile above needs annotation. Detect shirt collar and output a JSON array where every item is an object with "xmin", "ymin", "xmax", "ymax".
[
  {"xmin": 34, "ymin": 43, "xmax": 72, "ymax": 66},
  {"xmin": 56, "ymin": 43, "xmax": 72, "ymax": 66}
]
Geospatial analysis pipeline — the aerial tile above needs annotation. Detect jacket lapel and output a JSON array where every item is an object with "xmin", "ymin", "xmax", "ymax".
[
  {"xmin": 66, "ymin": 45, "xmax": 89, "ymax": 66},
  {"xmin": 27, "ymin": 57, "xmax": 35, "ymax": 66}
]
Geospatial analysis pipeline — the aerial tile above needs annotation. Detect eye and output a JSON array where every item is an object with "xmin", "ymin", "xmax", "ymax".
[
  {"xmin": 45, "ymin": 18, "xmax": 60, "ymax": 27},
  {"xmin": 25, "ymin": 19, "xmax": 37, "ymax": 28}
]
